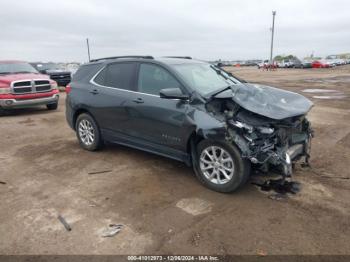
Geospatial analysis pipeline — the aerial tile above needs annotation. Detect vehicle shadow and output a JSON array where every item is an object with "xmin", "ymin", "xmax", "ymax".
[
  {"xmin": 0, "ymin": 107, "xmax": 56, "ymax": 117},
  {"xmin": 102, "ymin": 142, "xmax": 262, "ymax": 195}
]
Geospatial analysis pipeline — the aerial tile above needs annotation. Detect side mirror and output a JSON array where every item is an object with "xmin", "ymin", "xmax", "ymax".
[
  {"xmin": 159, "ymin": 88, "xmax": 189, "ymax": 100},
  {"xmin": 39, "ymin": 69, "xmax": 47, "ymax": 74}
]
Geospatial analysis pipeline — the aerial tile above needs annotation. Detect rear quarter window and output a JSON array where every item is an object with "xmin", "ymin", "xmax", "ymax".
[{"xmin": 72, "ymin": 63, "xmax": 104, "ymax": 82}]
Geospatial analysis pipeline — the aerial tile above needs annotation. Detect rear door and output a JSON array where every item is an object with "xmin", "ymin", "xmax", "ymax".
[{"xmin": 89, "ymin": 62, "xmax": 139, "ymax": 137}]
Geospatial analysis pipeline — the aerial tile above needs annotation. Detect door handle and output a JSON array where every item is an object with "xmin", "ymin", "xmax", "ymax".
[
  {"xmin": 90, "ymin": 89, "xmax": 99, "ymax": 95},
  {"xmin": 132, "ymin": 98, "xmax": 144, "ymax": 104}
]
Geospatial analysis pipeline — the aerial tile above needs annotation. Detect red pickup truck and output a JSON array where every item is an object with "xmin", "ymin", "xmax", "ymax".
[{"xmin": 0, "ymin": 60, "xmax": 59, "ymax": 115}]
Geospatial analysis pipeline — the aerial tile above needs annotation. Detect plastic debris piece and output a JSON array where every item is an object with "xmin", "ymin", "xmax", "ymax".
[
  {"xmin": 101, "ymin": 224, "xmax": 123, "ymax": 237},
  {"xmin": 268, "ymin": 193, "xmax": 287, "ymax": 201}
]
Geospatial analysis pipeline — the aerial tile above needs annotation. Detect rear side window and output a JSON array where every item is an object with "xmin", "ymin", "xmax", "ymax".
[
  {"xmin": 138, "ymin": 63, "xmax": 181, "ymax": 95},
  {"xmin": 94, "ymin": 68, "xmax": 106, "ymax": 85},
  {"xmin": 73, "ymin": 63, "xmax": 103, "ymax": 82},
  {"xmin": 97, "ymin": 63, "xmax": 136, "ymax": 90}
]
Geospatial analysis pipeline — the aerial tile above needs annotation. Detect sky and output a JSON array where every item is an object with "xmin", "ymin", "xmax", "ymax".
[{"xmin": 0, "ymin": 0, "xmax": 349, "ymax": 62}]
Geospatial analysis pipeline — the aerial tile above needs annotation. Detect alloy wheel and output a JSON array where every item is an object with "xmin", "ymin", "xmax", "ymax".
[
  {"xmin": 199, "ymin": 146, "xmax": 235, "ymax": 184},
  {"xmin": 78, "ymin": 119, "xmax": 95, "ymax": 146}
]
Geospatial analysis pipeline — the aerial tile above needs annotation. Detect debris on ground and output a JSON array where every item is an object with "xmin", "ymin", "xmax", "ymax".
[
  {"xmin": 268, "ymin": 193, "xmax": 287, "ymax": 201},
  {"xmin": 88, "ymin": 169, "xmax": 112, "ymax": 175},
  {"xmin": 0, "ymin": 181, "xmax": 7, "ymax": 185},
  {"xmin": 300, "ymin": 162, "xmax": 311, "ymax": 168},
  {"xmin": 101, "ymin": 224, "xmax": 123, "ymax": 237},
  {"xmin": 57, "ymin": 215, "xmax": 72, "ymax": 231},
  {"xmin": 257, "ymin": 249, "xmax": 268, "ymax": 256},
  {"xmin": 252, "ymin": 178, "xmax": 301, "ymax": 195},
  {"xmin": 189, "ymin": 232, "xmax": 201, "ymax": 247}
]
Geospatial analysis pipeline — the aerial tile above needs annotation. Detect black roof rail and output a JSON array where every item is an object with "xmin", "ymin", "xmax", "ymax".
[
  {"xmin": 90, "ymin": 55, "xmax": 154, "ymax": 62},
  {"xmin": 163, "ymin": 56, "xmax": 192, "ymax": 59}
]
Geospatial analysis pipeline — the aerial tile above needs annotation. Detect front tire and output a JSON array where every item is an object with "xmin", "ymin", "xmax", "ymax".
[
  {"xmin": 194, "ymin": 140, "xmax": 251, "ymax": 193},
  {"xmin": 75, "ymin": 113, "xmax": 103, "ymax": 151}
]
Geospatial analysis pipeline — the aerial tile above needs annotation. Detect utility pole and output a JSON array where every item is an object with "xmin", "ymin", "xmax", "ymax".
[
  {"xmin": 86, "ymin": 38, "xmax": 91, "ymax": 62},
  {"xmin": 269, "ymin": 11, "xmax": 276, "ymax": 65}
]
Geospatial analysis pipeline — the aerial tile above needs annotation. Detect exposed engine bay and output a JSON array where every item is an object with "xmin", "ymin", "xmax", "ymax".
[{"xmin": 206, "ymin": 97, "xmax": 314, "ymax": 179}]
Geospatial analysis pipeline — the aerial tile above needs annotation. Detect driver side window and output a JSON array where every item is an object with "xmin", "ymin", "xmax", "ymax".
[{"xmin": 138, "ymin": 63, "xmax": 181, "ymax": 95}]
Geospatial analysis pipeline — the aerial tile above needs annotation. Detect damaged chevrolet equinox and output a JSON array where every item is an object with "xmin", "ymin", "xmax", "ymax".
[{"xmin": 66, "ymin": 56, "xmax": 313, "ymax": 193}]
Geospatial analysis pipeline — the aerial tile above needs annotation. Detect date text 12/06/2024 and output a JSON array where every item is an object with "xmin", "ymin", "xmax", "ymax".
[{"xmin": 127, "ymin": 255, "xmax": 219, "ymax": 261}]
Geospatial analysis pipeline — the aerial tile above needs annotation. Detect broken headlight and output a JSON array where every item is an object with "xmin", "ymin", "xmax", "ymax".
[
  {"xmin": 229, "ymin": 120, "xmax": 253, "ymax": 133},
  {"xmin": 229, "ymin": 120, "xmax": 274, "ymax": 135},
  {"xmin": 257, "ymin": 126, "xmax": 274, "ymax": 134}
]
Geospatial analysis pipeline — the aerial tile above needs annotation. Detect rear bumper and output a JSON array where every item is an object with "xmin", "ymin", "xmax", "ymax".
[{"xmin": 0, "ymin": 94, "xmax": 59, "ymax": 109}]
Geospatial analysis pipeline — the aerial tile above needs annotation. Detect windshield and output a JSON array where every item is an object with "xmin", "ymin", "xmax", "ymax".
[
  {"xmin": 33, "ymin": 63, "xmax": 62, "ymax": 71},
  {"xmin": 173, "ymin": 63, "xmax": 241, "ymax": 95},
  {"xmin": 0, "ymin": 62, "xmax": 38, "ymax": 74}
]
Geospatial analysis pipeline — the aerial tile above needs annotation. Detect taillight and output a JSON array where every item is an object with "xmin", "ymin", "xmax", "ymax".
[
  {"xmin": 0, "ymin": 87, "xmax": 11, "ymax": 94},
  {"xmin": 66, "ymin": 84, "xmax": 72, "ymax": 94}
]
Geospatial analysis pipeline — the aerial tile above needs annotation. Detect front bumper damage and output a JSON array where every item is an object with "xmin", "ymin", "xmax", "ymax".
[
  {"xmin": 226, "ymin": 117, "xmax": 313, "ymax": 179},
  {"xmin": 205, "ymin": 81, "xmax": 314, "ymax": 181}
]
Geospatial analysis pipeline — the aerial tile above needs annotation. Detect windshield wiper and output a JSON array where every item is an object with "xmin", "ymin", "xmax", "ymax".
[
  {"xmin": 220, "ymin": 68, "xmax": 247, "ymax": 83},
  {"xmin": 210, "ymin": 65, "xmax": 229, "ymax": 80},
  {"xmin": 205, "ymin": 85, "xmax": 234, "ymax": 100},
  {"xmin": 210, "ymin": 65, "xmax": 243, "ymax": 85}
]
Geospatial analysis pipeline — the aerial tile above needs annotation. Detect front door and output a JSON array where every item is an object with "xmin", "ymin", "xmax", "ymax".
[{"xmin": 127, "ymin": 63, "xmax": 191, "ymax": 155}]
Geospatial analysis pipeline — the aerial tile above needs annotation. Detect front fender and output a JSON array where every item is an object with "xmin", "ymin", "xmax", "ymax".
[{"xmin": 188, "ymin": 107, "xmax": 227, "ymax": 140}]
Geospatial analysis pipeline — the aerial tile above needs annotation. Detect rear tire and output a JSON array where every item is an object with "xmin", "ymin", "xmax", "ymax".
[
  {"xmin": 193, "ymin": 140, "xmax": 251, "ymax": 193},
  {"xmin": 47, "ymin": 103, "xmax": 58, "ymax": 110},
  {"xmin": 75, "ymin": 113, "xmax": 103, "ymax": 151}
]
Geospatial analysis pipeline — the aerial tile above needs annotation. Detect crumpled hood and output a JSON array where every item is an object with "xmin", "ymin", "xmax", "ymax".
[{"xmin": 215, "ymin": 83, "xmax": 313, "ymax": 120}]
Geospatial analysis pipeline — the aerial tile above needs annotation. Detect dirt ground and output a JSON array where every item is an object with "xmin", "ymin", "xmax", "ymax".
[{"xmin": 0, "ymin": 66, "xmax": 349, "ymax": 255}]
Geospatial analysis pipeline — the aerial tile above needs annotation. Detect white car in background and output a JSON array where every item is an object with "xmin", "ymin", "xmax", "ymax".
[
  {"xmin": 336, "ymin": 59, "xmax": 347, "ymax": 65},
  {"xmin": 257, "ymin": 60, "xmax": 269, "ymax": 68},
  {"xmin": 324, "ymin": 59, "xmax": 337, "ymax": 67},
  {"xmin": 278, "ymin": 59, "xmax": 295, "ymax": 68}
]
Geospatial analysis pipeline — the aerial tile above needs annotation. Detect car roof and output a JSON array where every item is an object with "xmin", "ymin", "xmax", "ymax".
[
  {"xmin": 87, "ymin": 56, "xmax": 207, "ymax": 66},
  {"xmin": 156, "ymin": 57, "xmax": 206, "ymax": 65}
]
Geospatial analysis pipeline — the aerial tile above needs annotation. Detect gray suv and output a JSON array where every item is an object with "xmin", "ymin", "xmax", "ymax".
[{"xmin": 66, "ymin": 56, "xmax": 313, "ymax": 193}]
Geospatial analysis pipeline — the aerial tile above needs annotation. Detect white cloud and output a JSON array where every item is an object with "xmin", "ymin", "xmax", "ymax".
[{"xmin": 0, "ymin": 0, "xmax": 349, "ymax": 62}]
